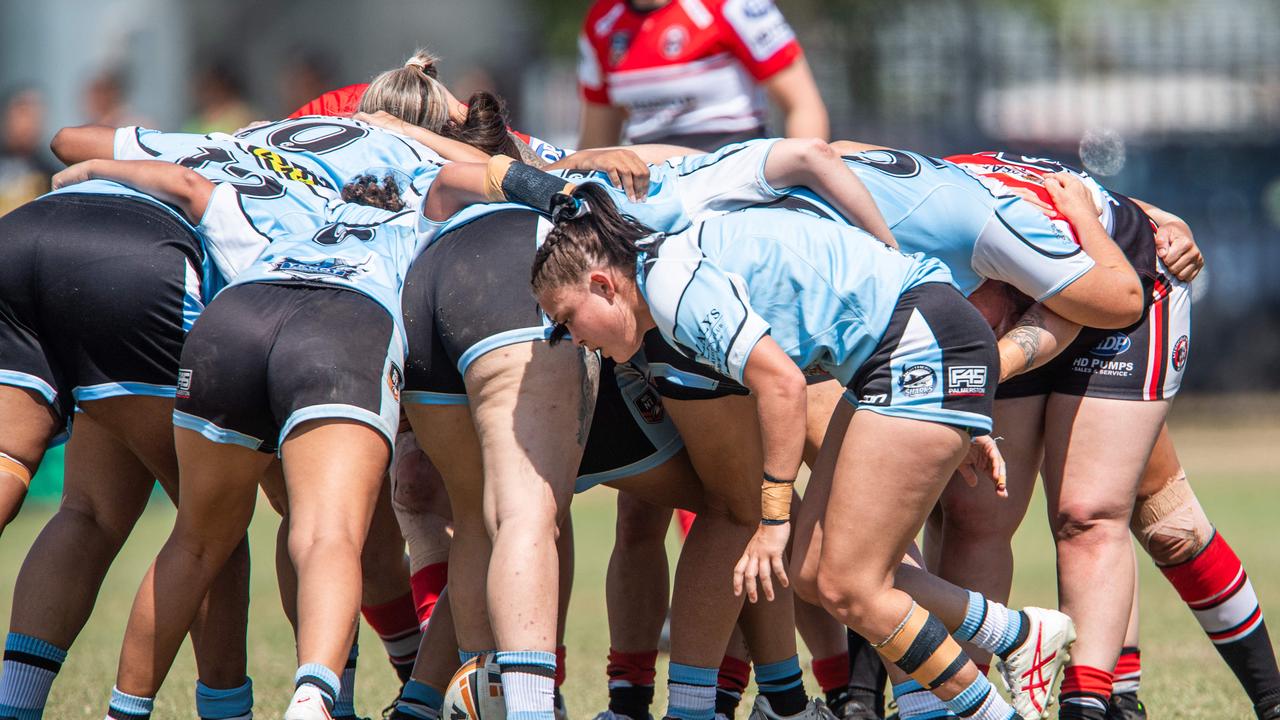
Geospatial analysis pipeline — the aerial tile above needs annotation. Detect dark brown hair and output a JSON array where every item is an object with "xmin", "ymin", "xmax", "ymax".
[
  {"xmin": 531, "ymin": 183, "xmax": 656, "ymax": 297},
  {"xmin": 340, "ymin": 174, "xmax": 406, "ymax": 212}
]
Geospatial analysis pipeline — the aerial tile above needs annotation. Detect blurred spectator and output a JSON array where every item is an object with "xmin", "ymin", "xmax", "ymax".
[
  {"xmin": 577, "ymin": 0, "xmax": 829, "ymax": 151},
  {"xmin": 278, "ymin": 49, "xmax": 338, "ymax": 117},
  {"xmin": 185, "ymin": 60, "xmax": 256, "ymax": 134},
  {"xmin": 0, "ymin": 85, "xmax": 56, "ymax": 216},
  {"xmin": 83, "ymin": 68, "xmax": 148, "ymax": 127}
]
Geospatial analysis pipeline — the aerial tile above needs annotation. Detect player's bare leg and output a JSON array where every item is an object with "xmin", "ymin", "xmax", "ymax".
[
  {"xmin": 1042, "ymin": 394, "xmax": 1169, "ymax": 717},
  {"xmin": 0, "ymin": 386, "xmax": 59, "ymax": 530}
]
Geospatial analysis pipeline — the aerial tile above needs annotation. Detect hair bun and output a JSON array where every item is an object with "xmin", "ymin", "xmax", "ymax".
[{"xmin": 404, "ymin": 49, "xmax": 440, "ymax": 78}]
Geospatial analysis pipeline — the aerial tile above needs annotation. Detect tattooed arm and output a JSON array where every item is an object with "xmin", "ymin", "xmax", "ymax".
[{"xmin": 997, "ymin": 304, "xmax": 1083, "ymax": 382}]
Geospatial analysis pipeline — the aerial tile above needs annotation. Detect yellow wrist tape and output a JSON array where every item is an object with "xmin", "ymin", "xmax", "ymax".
[{"xmin": 483, "ymin": 154, "xmax": 516, "ymax": 203}]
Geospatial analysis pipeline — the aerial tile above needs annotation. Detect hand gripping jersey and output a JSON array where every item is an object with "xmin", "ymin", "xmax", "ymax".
[
  {"xmin": 639, "ymin": 207, "xmax": 953, "ymax": 385},
  {"xmin": 432, "ymin": 138, "xmax": 784, "ymax": 242},
  {"xmin": 578, "ymin": 0, "xmax": 802, "ymax": 142},
  {"xmin": 779, "ymin": 148, "xmax": 1098, "ymax": 301},
  {"xmin": 944, "ymin": 151, "xmax": 1158, "ymax": 287},
  {"xmin": 111, "ymin": 120, "xmax": 447, "ymax": 286}
]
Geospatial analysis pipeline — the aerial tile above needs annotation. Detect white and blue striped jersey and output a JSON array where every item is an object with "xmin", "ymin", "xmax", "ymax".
[
  {"xmin": 785, "ymin": 147, "xmax": 1096, "ymax": 300},
  {"xmin": 426, "ymin": 138, "xmax": 784, "ymax": 241},
  {"xmin": 639, "ymin": 207, "xmax": 953, "ymax": 386}
]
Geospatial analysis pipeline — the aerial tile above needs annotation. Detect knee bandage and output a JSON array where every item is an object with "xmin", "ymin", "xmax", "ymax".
[
  {"xmin": 1131, "ymin": 471, "xmax": 1213, "ymax": 564},
  {"xmin": 872, "ymin": 602, "xmax": 966, "ymax": 690},
  {"xmin": 0, "ymin": 452, "xmax": 32, "ymax": 488}
]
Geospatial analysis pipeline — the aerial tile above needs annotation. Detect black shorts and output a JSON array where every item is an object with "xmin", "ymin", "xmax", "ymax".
[
  {"xmin": 576, "ymin": 359, "xmax": 683, "ymax": 492},
  {"xmin": 0, "ymin": 193, "xmax": 204, "ymax": 427},
  {"xmin": 173, "ymin": 283, "xmax": 403, "ymax": 454},
  {"xmin": 846, "ymin": 283, "xmax": 998, "ymax": 435},
  {"xmin": 401, "ymin": 209, "xmax": 549, "ymax": 405},
  {"xmin": 997, "ymin": 263, "xmax": 1191, "ymax": 402}
]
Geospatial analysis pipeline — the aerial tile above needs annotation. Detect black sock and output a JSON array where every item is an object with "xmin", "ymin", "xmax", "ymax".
[
  {"xmin": 715, "ymin": 687, "xmax": 743, "ymax": 718},
  {"xmin": 846, "ymin": 629, "xmax": 886, "ymax": 716},
  {"xmin": 608, "ymin": 685, "xmax": 653, "ymax": 720}
]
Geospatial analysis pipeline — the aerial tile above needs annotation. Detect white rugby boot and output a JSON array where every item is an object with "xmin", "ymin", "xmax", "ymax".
[
  {"xmin": 995, "ymin": 607, "xmax": 1077, "ymax": 719},
  {"xmin": 284, "ymin": 684, "xmax": 335, "ymax": 720},
  {"xmin": 748, "ymin": 696, "xmax": 838, "ymax": 720}
]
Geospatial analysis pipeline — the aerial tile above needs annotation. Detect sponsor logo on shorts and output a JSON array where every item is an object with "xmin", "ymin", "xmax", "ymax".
[
  {"xmin": 633, "ymin": 386, "xmax": 665, "ymax": 424},
  {"xmin": 898, "ymin": 364, "xmax": 936, "ymax": 397},
  {"xmin": 1090, "ymin": 333, "xmax": 1132, "ymax": 357},
  {"xmin": 859, "ymin": 393, "xmax": 888, "ymax": 405},
  {"xmin": 1071, "ymin": 356, "xmax": 1134, "ymax": 377},
  {"xmin": 661, "ymin": 25, "xmax": 688, "ymax": 58},
  {"xmin": 946, "ymin": 366, "xmax": 988, "ymax": 397},
  {"xmin": 1172, "ymin": 334, "xmax": 1189, "ymax": 371},
  {"xmin": 387, "ymin": 362, "xmax": 403, "ymax": 402},
  {"xmin": 270, "ymin": 256, "xmax": 367, "ymax": 280},
  {"xmin": 176, "ymin": 369, "xmax": 193, "ymax": 399}
]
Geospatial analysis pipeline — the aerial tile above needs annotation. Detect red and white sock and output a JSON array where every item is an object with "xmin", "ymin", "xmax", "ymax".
[
  {"xmin": 362, "ymin": 592, "xmax": 423, "ymax": 683},
  {"xmin": 606, "ymin": 649, "xmax": 657, "ymax": 719},
  {"xmin": 811, "ymin": 653, "xmax": 850, "ymax": 696},
  {"xmin": 1059, "ymin": 665, "xmax": 1112, "ymax": 720},
  {"xmin": 410, "ymin": 562, "xmax": 449, "ymax": 629},
  {"xmin": 1111, "ymin": 647, "xmax": 1141, "ymax": 695}
]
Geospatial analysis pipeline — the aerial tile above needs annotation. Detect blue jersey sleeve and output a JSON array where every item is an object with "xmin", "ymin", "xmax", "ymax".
[{"xmin": 642, "ymin": 236, "xmax": 771, "ymax": 384}]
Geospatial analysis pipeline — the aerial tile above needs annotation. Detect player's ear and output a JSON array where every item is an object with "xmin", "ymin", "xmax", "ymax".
[{"xmin": 589, "ymin": 269, "xmax": 615, "ymax": 301}]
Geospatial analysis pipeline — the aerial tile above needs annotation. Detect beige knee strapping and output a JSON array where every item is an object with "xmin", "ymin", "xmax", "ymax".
[
  {"xmin": 1131, "ymin": 471, "xmax": 1213, "ymax": 563},
  {"xmin": 0, "ymin": 452, "xmax": 32, "ymax": 488}
]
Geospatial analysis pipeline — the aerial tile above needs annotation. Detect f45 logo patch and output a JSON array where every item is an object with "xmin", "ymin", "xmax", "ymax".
[{"xmin": 946, "ymin": 366, "xmax": 988, "ymax": 397}]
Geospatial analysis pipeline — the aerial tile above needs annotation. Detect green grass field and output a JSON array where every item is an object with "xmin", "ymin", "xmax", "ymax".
[{"xmin": 0, "ymin": 397, "xmax": 1275, "ymax": 719}]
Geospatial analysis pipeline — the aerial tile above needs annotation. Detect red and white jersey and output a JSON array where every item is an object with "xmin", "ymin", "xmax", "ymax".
[
  {"xmin": 945, "ymin": 152, "xmax": 1115, "ymax": 239},
  {"xmin": 578, "ymin": 0, "xmax": 802, "ymax": 143}
]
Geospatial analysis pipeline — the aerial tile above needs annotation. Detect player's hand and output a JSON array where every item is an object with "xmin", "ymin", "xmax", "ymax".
[
  {"xmin": 957, "ymin": 435, "xmax": 1008, "ymax": 497},
  {"xmin": 734, "ymin": 521, "xmax": 791, "ymax": 603},
  {"xmin": 51, "ymin": 159, "xmax": 98, "ymax": 190},
  {"xmin": 1043, "ymin": 172, "xmax": 1100, "ymax": 223},
  {"xmin": 354, "ymin": 110, "xmax": 412, "ymax": 135},
  {"xmin": 1008, "ymin": 186, "xmax": 1054, "ymax": 214},
  {"xmin": 562, "ymin": 148, "xmax": 650, "ymax": 202},
  {"xmin": 1154, "ymin": 220, "xmax": 1204, "ymax": 281}
]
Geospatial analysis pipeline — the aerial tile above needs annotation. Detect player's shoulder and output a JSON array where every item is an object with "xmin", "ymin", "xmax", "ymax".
[{"xmin": 583, "ymin": 0, "xmax": 630, "ymax": 40}]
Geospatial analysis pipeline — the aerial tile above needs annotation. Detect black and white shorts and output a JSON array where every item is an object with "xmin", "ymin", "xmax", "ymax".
[
  {"xmin": 0, "ymin": 193, "xmax": 204, "ymax": 434},
  {"xmin": 399, "ymin": 209, "xmax": 683, "ymax": 486},
  {"xmin": 173, "ymin": 283, "xmax": 403, "ymax": 454},
  {"xmin": 997, "ymin": 262, "xmax": 1191, "ymax": 401},
  {"xmin": 640, "ymin": 282, "xmax": 998, "ymax": 435}
]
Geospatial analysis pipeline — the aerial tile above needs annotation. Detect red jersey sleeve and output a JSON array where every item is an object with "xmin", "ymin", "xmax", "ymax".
[
  {"xmin": 577, "ymin": 0, "xmax": 622, "ymax": 104},
  {"xmin": 288, "ymin": 83, "xmax": 369, "ymax": 119},
  {"xmin": 714, "ymin": 0, "xmax": 802, "ymax": 81}
]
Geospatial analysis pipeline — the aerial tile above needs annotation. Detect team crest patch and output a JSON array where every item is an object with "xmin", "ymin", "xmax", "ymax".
[
  {"xmin": 176, "ymin": 369, "xmax": 193, "ymax": 399},
  {"xmin": 609, "ymin": 30, "xmax": 633, "ymax": 66},
  {"xmin": 898, "ymin": 364, "xmax": 936, "ymax": 397},
  {"xmin": 387, "ymin": 362, "xmax": 403, "ymax": 402},
  {"xmin": 661, "ymin": 25, "xmax": 688, "ymax": 58},
  {"xmin": 946, "ymin": 366, "xmax": 988, "ymax": 397},
  {"xmin": 633, "ymin": 386, "xmax": 665, "ymax": 424},
  {"xmin": 270, "ymin": 256, "xmax": 367, "ymax": 280},
  {"xmin": 1172, "ymin": 335, "xmax": 1189, "ymax": 371}
]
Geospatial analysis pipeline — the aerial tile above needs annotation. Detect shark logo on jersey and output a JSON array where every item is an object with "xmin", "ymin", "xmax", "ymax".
[
  {"xmin": 312, "ymin": 223, "xmax": 377, "ymax": 246},
  {"xmin": 270, "ymin": 256, "xmax": 368, "ymax": 280},
  {"xmin": 898, "ymin": 364, "xmax": 936, "ymax": 397}
]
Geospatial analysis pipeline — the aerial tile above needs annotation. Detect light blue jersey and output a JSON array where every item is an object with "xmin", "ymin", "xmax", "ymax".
[
  {"xmin": 785, "ymin": 147, "xmax": 1096, "ymax": 300},
  {"xmin": 428, "ymin": 138, "xmax": 784, "ymax": 242},
  {"xmin": 226, "ymin": 179, "xmax": 442, "ymax": 351},
  {"xmin": 640, "ymin": 207, "xmax": 953, "ymax": 386}
]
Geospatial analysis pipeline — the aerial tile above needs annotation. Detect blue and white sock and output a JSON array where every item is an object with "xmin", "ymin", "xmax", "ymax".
[
  {"xmin": 0, "ymin": 633, "xmax": 67, "ymax": 720},
  {"xmin": 107, "ymin": 686, "xmax": 154, "ymax": 720},
  {"xmin": 395, "ymin": 678, "xmax": 445, "ymax": 720},
  {"xmin": 892, "ymin": 680, "xmax": 955, "ymax": 719},
  {"xmin": 295, "ymin": 663, "xmax": 340, "ymax": 712},
  {"xmin": 195, "ymin": 678, "xmax": 253, "ymax": 720},
  {"xmin": 333, "ymin": 644, "xmax": 358, "ymax": 717},
  {"xmin": 953, "ymin": 591, "xmax": 1026, "ymax": 657},
  {"xmin": 496, "ymin": 650, "xmax": 557, "ymax": 720},
  {"xmin": 666, "ymin": 663, "xmax": 717, "ymax": 720},
  {"xmin": 942, "ymin": 673, "xmax": 1016, "ymax": 720}
]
